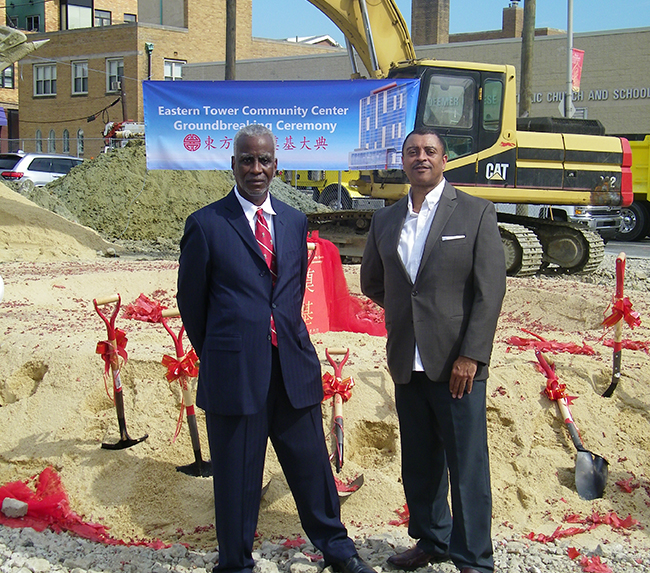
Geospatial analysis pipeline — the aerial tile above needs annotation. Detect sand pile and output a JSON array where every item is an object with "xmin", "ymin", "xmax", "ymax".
[
  {"xmin": 32, "ymin": 141, "xmax": 327, "ymax": 247},
  {"xmin": 0, "ymin": 158, "xmax": 649, "ymax": 557}
]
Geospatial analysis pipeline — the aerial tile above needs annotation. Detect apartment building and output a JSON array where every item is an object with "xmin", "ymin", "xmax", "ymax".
[{"xmin": 12, "ymin": 0, "xmax": 343, "ymax": 158}]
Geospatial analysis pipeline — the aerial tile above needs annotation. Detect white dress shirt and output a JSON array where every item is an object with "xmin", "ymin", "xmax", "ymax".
[
  {"xmin": 234, "ymin": 186, "xmax": 277, "ymax": 244},
  {"xmin": 398, "ymin": 178, "xmax": 446, "ymax": 371}
]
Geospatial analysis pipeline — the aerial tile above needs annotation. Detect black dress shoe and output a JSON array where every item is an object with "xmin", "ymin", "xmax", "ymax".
[
  {"xmin": 460, "ymin": 569, "xmax": 482, "ymax": 573},
  {"xmin": 387, "ymin": 545, "xmax": 450, "ymax": 570},
  {"xmin": 335, "ymin": 555, "xmax": 375, "ymax": 573}
]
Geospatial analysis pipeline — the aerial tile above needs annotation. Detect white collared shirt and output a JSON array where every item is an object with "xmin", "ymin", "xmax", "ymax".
[
  {"xmin": 234, "ymin": 186, "xmax": 277, "ymax": 244},
  {"xmin": 398, "ymin": 178, "xmax": 446, "ymax": 371}
]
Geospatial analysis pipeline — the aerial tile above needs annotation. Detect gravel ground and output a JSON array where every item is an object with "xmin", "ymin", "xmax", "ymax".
[{"xmin": 1, "ymin": 523, "xmax": 649, "ymax": 573}]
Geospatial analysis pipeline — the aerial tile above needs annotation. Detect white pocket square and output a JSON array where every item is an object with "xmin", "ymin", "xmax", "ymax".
[{"xmin": 441, "ymin": 234, "xmax": 465, "ymax": 241}]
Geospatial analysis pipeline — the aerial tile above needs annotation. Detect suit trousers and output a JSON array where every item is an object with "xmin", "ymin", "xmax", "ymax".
[
  {"xmin": 394, "ymin": 373, "xmax": 494, "ymax": 573},
  {"xmin": 205, "ymin": 347, "xmax": 356, "ymax": 573}
]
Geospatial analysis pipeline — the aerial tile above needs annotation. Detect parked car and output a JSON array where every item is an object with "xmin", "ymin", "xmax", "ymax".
[{"xmin": 0, "ymin": 152, "xmax": 83, "ymax": 190}]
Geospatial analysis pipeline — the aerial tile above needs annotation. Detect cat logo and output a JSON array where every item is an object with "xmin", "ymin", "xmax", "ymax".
[{"xmin": 486, "ymin": 163, "xmax": 509, "ymax": 181}]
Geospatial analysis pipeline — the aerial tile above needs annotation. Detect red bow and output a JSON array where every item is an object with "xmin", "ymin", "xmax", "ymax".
[
  {"xmin": 322, "ymin": 372, "xmax": 355, "ymax": 402},
  {"xmin": 161, "ymin": 349, "xmax": 199, "ymax": 385},
  {"xmin": 538, "ymin": 362, "xmax": 577, "ymax": 404},
  {"xmin": 95, "ymin": 328, "xmax": 128, "ymax": 374},
  {"xmin": 602, "ymin": 297, "xmax": 641, "ymax": 329}
]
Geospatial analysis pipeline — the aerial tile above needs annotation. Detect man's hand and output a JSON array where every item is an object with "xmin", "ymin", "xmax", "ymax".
[{"xmin": 449, "ymin": 356, "xmax": 478, "ymax": 399}]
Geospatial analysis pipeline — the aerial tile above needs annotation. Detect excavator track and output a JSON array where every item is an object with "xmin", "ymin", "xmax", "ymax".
[
  {"xmin": 308, "ymin": 210, "xmax": 605, "ymax": 275},
  {"xmin": 498, "ymin": 214, "xmax": 605, "ymax": 274},
  {"xmin": 498, "ymin": 223, "xmax": 543, "ymax": 277}
]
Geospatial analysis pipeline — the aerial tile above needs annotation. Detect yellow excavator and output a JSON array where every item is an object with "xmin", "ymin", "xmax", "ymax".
[{"xmin": 296, "ymin": 0, "xmax": 632, "ymax": 276}]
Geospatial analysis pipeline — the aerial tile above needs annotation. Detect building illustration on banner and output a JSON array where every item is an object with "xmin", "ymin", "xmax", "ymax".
[{"xmin": 349, "ymin": 82, "xmax": 410, "ymax": 171}]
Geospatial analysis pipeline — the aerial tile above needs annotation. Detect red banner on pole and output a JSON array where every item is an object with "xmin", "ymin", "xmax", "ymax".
[{"xmin": 572, "ymin": 49, "xmax": 585, "ymax": 92}]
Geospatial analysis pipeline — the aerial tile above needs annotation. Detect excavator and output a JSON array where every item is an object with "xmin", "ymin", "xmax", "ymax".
[{"xmin": 296, "ymin": 0, "xmax": 633, "ymax": 276}]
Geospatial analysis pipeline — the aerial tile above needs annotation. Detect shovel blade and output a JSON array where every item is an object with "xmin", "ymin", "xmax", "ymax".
[
  {"xmin": 575, "ymin": 450, "xmax": 609, "ymax": 500},
  {"xmin": 101, "ymin": 433, "xmax": 148, "ymax": 450},
  {"xmin": 176, "ymin": 459, "xmax": 213, "ymax": 477}
]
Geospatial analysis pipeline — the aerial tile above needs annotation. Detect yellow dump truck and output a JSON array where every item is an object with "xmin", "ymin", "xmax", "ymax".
[{"xmin": 618, "ymin": 136, "xmax": 650, "ymax": 241}]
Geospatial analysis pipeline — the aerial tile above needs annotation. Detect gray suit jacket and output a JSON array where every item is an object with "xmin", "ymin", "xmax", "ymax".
[{"xmin": 360, "ymin": 182, "xmax": 506, "ymax": 385}]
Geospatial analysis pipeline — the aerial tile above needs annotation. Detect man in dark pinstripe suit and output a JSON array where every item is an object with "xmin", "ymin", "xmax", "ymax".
[{"xmin": 178, "ymin": 125, "xmax": 374, "ymax": 573}]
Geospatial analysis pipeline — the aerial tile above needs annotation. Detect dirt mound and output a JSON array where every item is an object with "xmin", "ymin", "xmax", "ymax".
[
  {"xmin": 0, "ymin": 182, "xmax": 116, "ymax": 262},
  {"xmin": 41, "ymin": 140, "xmax": 325, "ymax": 245}
]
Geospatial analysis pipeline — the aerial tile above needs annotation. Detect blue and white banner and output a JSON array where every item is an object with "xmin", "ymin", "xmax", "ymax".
[{"xmin": 143, "ymin": 79, "xmax": 420, "ymax": 170}]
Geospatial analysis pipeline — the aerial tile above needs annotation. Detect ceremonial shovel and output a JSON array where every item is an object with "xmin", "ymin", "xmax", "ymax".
[
  {"xmin": 325, "ymin": 348, "xmax": 350, "ymax": 473},
  {"xmin": 536, "ymin": 350, "xmax": 608, "ymax": 500},
  {"xmin": 160, "ymin": 308, "xmax": 211, "ymax": 477},
  {"xmin": 603, "ymin": 252, "xmax": 627, "ymax": 398},
  {"xmin": 324, "ymin": 348, "xmax": 364, "ymax": 497},
  {"xmin": 94, "ymin": 294, "xmax": 148, "ymax": 450}
]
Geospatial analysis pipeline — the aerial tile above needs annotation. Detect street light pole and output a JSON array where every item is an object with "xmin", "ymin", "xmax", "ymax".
[{"xmin": 565, "ymin": 0, "xmax": 574, "ymax": 118}]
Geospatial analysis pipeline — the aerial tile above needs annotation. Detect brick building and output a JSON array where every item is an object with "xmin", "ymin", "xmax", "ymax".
[{"xmin": 12, "ymin": 0, "xmax": 343, "ymax": 157}]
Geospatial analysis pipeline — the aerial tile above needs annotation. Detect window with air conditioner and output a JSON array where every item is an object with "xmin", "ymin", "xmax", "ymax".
[{"xmin": 106, "ymin": 58, "xmax": 124, "ymax": 93}]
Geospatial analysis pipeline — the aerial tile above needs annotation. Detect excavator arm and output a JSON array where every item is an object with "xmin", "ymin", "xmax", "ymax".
[
  {"xmin": 0, "ymin": 26, "xmax": 48, "ymax": 72},
  {"xmin": 306, "ymin": 0, "xmax": 415, "ymax": 78}
]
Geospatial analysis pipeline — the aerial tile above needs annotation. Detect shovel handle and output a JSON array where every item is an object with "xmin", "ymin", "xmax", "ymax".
[
  {"xmin": 325, "ymin": 348, "xmax": 349, "ymax": 380},
  {"xmin": 557, "ymin": 398, "xmax": 586, "ymax": 452},
  {"xmin": 615, "ymin": 252, "xmax": 626, "ymax": 299},
  {"xmin": 162, "ymin": 307, "xmax": 180, "ymax": 318},
  {"xmin": 94, "ymin": 294, "xmax": 120, "ymax": 306}
]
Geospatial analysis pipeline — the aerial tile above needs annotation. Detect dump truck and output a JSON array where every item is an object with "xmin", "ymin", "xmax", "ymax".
[
  {"xmin": 617, "ymin": 136, "xmax": 650, "ymax": 241},
  {"xmin": 297, "ymin": 0, "xmax": 632, "ymax": 275}
]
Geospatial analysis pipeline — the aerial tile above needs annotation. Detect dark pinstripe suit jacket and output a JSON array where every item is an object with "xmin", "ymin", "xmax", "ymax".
[{"xmin": 177, "ymin": 189, "xmax": 322, "ymax": 416}]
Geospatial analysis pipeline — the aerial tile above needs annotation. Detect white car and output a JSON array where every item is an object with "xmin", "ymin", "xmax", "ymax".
[{"xmin": 0, "ymin": 152, "xmax": 83, "ymax": 190}]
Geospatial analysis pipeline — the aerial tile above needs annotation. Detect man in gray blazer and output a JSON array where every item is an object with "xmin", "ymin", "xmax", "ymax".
[{"xmin": 360, "ymin": 127, "xmax": 506, "ymax": 573}]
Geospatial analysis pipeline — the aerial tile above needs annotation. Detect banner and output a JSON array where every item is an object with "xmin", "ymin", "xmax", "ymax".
[
  {"xmin": 572, "ymin": 49, "xmax": 585, "ymax": 92},
  {"xmin": 143, "ymin": 79, "xmax": 420, "ymax": 171}
]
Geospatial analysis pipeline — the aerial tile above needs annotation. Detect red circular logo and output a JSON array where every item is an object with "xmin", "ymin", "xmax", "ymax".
[{"xmin": 183, "ymin": 133, "xmax": 201, "ymax": 152}]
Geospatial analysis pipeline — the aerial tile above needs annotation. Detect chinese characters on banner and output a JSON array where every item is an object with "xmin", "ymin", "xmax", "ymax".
[{"xmin": 302, "ymin": 242, "xmax": 329, "ymax": 334}]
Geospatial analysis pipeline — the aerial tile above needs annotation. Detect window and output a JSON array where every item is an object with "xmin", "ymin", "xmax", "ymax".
[
  {"xmin": 26, "ymin": 15, "xmax": 41, "ymax": 32},
  {"xmin": 482, "ymin": 79, "xmax": 503, "ymax": 132},
  {"xmin": 1, "ymin": 65, "xmax": 14, "ymax": 89},
  {"xmin": 77, "ymin": 129, "xmax": 84, "ymax": 156},
  {"xmin": 48, "ymin": 130, "xmax": 56, "ymax": 152},
  {"xmin": 63, "ymin": 129, "xmax": 70, "ymax": 154},
  {"xmin": 72, "ymin": 61, "xmax": 88, "ymax": 94},
  {"xmin": 423, "ymin": 74, "xmax": 476, "ymax": 129},
  {"xmin": 423, "ymin": 74, "xmax": 476, "ymax": 159},
  {"xmin": 124, "ymin": 13, "xmax": 136, "ymax": 22},
  {"xmin": 94, "ymin": 9, "xmax": 111, "ymax": 26},
  {"xmin": 34, "ymin": 64, "xmax": 57, "ymax": 96},
  {"xmin": 106, "ymin": 58, "xmax": 123, "ymax": 92},
  {"xmin": 35, "ymin": 130, "xmax": 43, "ymax": 152},
  {"xmin": 164, "ymin": 60, "xmax": 185, "ymax": 81},
  {"xmin": 61, "ymin": 0, "xmax": 93, "ymax": 29}
]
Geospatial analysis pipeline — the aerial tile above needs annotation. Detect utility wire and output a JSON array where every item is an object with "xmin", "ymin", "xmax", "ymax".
[{"xmin": 20, "ymin": 96, "xmax": 121, "ymax": 124}]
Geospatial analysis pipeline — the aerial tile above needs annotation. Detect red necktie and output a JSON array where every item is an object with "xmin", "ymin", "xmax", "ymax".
[{"xmin": 255, "ymin": 209, "xmax": 278, "ymax": 345}]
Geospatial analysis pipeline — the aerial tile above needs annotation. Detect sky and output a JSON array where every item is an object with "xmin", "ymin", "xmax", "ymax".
[{"xmin": 252, "ymin": 0, "xmax": 650, "ymax": 45}]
